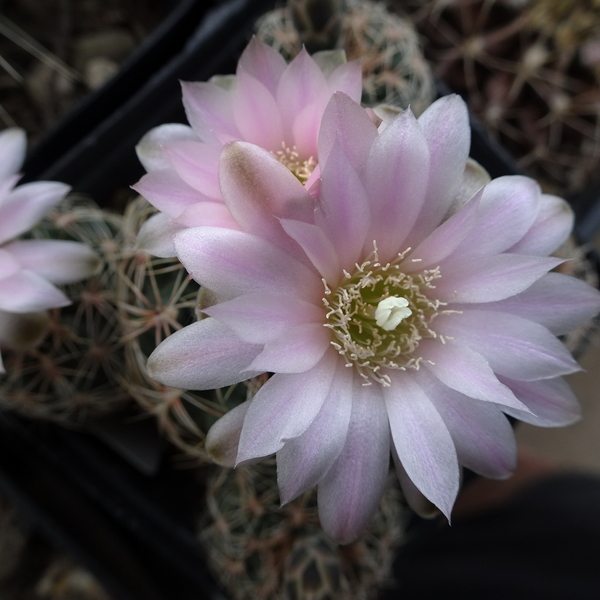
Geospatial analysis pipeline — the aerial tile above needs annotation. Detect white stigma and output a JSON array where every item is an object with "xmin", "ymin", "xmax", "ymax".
[{"xmin": 375, "ymin": 297, "xmax": 412, "ymax": 331}]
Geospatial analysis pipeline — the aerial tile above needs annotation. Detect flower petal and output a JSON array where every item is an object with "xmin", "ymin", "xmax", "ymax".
[
  {"xmin": 206, "ymin": 400, "xmax": 251, "ymax": 467},
  {"xmin": 277, "ymin": 357, "xmax": 353, "ymax": 504},
  {"xmin": 409, "ymin": 95, "xmax": 471, "ymax": 241},
  {"xmin": 318, "ymin": 92, "xmax": 377, "ymax": 174},
  {"xmin": 166, "ymin": 141, "xmax": 222, "ymax": 199},
  {"xmin": 246, "ymin": 323, "xmax": 331, "ymax": 373},
  {"xmin": 219, "ymin": 141, "xmax": 314, "ymax": 256},
  {"xmin": 419, "ymin": 371, "xmax": 517, "ymax": 479},
  {"xmin": 238, "ymin": 37, "xmax": 287, "ymax": 96},
  {"xmin": 0, "ymin": 128, "xmax": 26, "ymax": 181},
  {"xmin": 326, "ymin": 60, "xmax": 363, "ymax": 102},
  {"xmin": 498, "ymin": 376, "xmax": 581, "ymax": 427},
  {"xmin": 175, "ymin": 202, "xmax": 242, "ymax": 230},
  {"xmin": 451, "ymin": 176, "xmax": 541, "ymax": 258},
  {"xmin": 318, "ymin": 379, "xmax": 390, "ymax": 544},
  {"xmin": 279, "ymin": 219, "xmax": 341, "ymax": 283},
  {"xmin": 233, "ymin": 70, "xmax": 284, "ymax": 150},
  {"xmin": 135, "ymin": 124, "xmax": 198, "ymax": 172},
  {"xmin": 0, "ymin": 182, "xmax": 70, "ymax": 245},
  {"xmin": 420, "ymin": 339, "xmax": 530, "ymax": 412},
  {"xmin": 317, "ymin": 140, "xmax": 370, "ymax": 270},
  {"xmin": 392, "ymin": 448, "xmax": 439, "ymax": 518},
  {"xmin": 436, "ymin": 309, "xmax": 580, "ymax": 381},
  {"xmin": 173, "ymin": 226, "xmax": 322, "ymax": 300},
  {"xmin": 132, "ymin": 169, "xmax": 208, "ymax": 218},
  {"xmin": 385, "ymin": 372, "xmax": 459, "ymax": 518},
  {"xmin": 203, "ymin": 292, "xmax": 324, "ymax": 344},
  {"xmin": 481, "ymin": 272, "xmax": 600, "ymax": 335},
  {"xmin": 146, "ymin": 318, "xmax": 263, "ymax": 390},
  {"xmin": 436, "ymin": 254, "xmax": 564, "ymax": 304},
  {"xmin": 135, "ymin": 213, "xmax": 182, "ymax": 258},
  {"xmin": 237, "ymin": 351, "xmax": 338, "ymax": 462},
  {"xmin": 365, "ymin": 107, "xmax": 430, "ymax": 260},
  {"xmin": 0, "ymin": 270, "xmax": 70, "ymax": 313},
  {"xmin": 5, "ymin": 240, "xmax": 99, "ymax": 285},
  {"xmin": 181, "ymin": 80, "xmax": 237, "ymax": 143},
  {"xmin": 509, "ymin": 194, "xmax": 574, "ymax": 255}
]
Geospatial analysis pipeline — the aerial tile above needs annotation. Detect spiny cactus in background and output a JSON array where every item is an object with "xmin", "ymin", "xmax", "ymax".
[
  {"xmin": 401, "ymin": 0, "xmax": 600, "ymax": 196},
  {"xmin": 115, "ymin": 196, "xmax": 268, "ymax": 459},
  {"xmin": 255, "ymin": 0, "xmax": 435, "ymax": 114},
  {"xmin": 199, "ymin": 459, "xmax": 406, "ymax": 600},
  {"xmin": 0, "ymin": 196, "xmax": 128, "ymax": 421}
]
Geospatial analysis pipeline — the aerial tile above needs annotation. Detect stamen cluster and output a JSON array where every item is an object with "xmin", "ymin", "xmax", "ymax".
[
  {"xmin": 323, "ymin": 247, "xmax": 443, "ymax": 386},
  {"xmin": 272, "ymin": 142, "xmax": 317, "ymax": 184}
]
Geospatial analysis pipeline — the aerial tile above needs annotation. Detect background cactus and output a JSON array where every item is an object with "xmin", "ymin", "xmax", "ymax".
[
  {"xmin": 256, "ymin": 0, "xmax": 435, "ymax": 114},
  {"xmin": 198, "ymin": 460, "xmax": 406, "ymax": 600}
]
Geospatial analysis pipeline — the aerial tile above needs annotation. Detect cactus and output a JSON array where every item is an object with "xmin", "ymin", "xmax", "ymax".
[
  {"xmin": 198, "ymin": 459, "xmax": 406, "ymax": 600},
  {"xmin": 255, "ymin": 0, "xmax": 435, "ymax": 114},
  {"xmin": 0, "ymin": 196, "xmax": 127, "ymax": 421}
]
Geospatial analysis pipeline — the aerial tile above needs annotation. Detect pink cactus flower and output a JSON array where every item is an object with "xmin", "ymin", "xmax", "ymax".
[
  {"xmin": 133, "ymin": 37, "xmax": 362, "ymax": 257},
  {"xmin": 0, "ymin": 128, "xmax": 99, "ymax": 373},
  {"xmin": 147, "ymin": 93, "xmax": 600, "ymax": 543}
]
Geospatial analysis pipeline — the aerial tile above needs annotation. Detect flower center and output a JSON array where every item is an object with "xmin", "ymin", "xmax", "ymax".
[
  {"xmin": 272, "ymin": 142, "xmax": 316, "ymax": 184},
  {"xmin": 322, "ymin": 246, "xmax": 444, "ymax": 386}
]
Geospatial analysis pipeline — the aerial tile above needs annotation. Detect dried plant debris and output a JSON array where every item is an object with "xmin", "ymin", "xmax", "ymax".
[{"xmin": 400, "ymin": 0, "xmax": 600, "ymax": 196}]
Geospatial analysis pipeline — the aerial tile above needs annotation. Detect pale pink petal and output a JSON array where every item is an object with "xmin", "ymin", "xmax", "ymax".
[
  {"xmin": 0, "ymin": 182, "xmax": 70, "ymax": 245},
  {"xmin": 166, "ymin": 141, "xmax": 222, "ymax": 199},
  {"xmin": 173, "ymin": 226, "xmax": 322, "ymax": 300},
  {"xmin": 509, "ymin": 194, "xmax": 574, "ymax": 255},
  {"xmin": 205, "ymin": 400, "xmax": 251, "ymax": 467},
  {"xmin": 419, "ymin": 339, "xmax": 530, "ymax": 412},
  {"xmin": 435, "ymin": 254, "xmax": 564, "ymax": 304},
  {"xmin": 277, "ymin": 48, "xmax": 329, "ymax": 144},
  {"xmin": 450, "ymin": 176, "xmax": 541, "ymax": 258},
  {"xmin": 5, "ymin": 240, "xmax": 99, "ymax": 284},
  {"xmin": 365, "ymin": 108, "xmax": 430, "ymax": 261},
  {"xmin": 0, "ymin": 174, "xmax": 21, "ymax": 207},
  {"xmin": 181, "ymin": 81, "xmax": 237, "ymax": 143},
  {"xmin": 436, "ymin": 310, "xmax": 580, "ymax": 381},
  {"xmin": 175, "ymin": 202, "xmax": 241, "ymax": 230},
  {"xmin": 279, "ymin": 219, "xmax": 341, "ymax": 283},
  {"xmin": 0, "ymin": 248, "xmax": 21, "ymax": 280},
  {"xmin": 132, "ymin": 169, "xmax": 208, "ymax": 218},
  {"xmin": 311, "ymin": 49, "xmax": 346, "ymax": 76},
  {"xmin": 291, "ymin": 101, "xmax": 325, "ymax": 158},
  {"xmin": 237, "ymin": 37, "xmax": 287, "ymax": 96},
  {"xmin": 317, "ymin": 140, "xmax": 370, "ymax": 270},
  {"xmin": 482, "ymin": 272, "xmax": 600, "ymax": 335},
  {"xmin": 418, "ymin": 371, "xmax": 517, "ymax": 479},
  {"xmin": 277, "ymin": 357, "xmax": 353, "ymax": 504},
  {"xmin": 0, "ymin": 128, "xmax": 26, "ymax": 181},
  {"xmin": 237, "ymin": 352, "xmax": 338, "ymax": 462},
  {"xmin": 408, "ymin": 95, "xmax": 471, "ymax": 242},
  {"xmin": 146, "ymin": 318, "xmax": 263, "ymax": 390},
  {"xmin": 392, "ymin": 448, "xmax": 439, "ymax": 518},
  {"xmin": 219, "ymin": 142, "xmax": 314, "ymax": 257},
  {"xmin": 385, "ymin": 372, "xmax": 459, "ymax": 518},
  {"xmin": 318, "ymin": 92, "xmax": 377, "ymax": 174},
  {"xmin": 403, "ymin": 190, "xmax": 481, "ymax": 272},
  {"xmin": 203, "ymin": 292, "xmax": 324, "ymax": 344},
  {"xmin": 498, "ymin": 376, "xmax": 581, "ymax": 427},
  {"xmin": 233, "ymin": 69, "xmax": 284, "ymax": 150},
  {"xmin": 0, "ymin": 270, "xmax": 70, "ymax": 312},
  {"xmin": 326, "ymin": 60, "xmax": 363, "ymax": 102},
  {"xmin": 318, "ymin": 380, "xmax": 390, "ymax": 544},
  {"xmin": 135, "ymin": 213, "xmax": 182, "ymax": 258},
  {"xmin": 135, "ymin": 124, "xmax": 198, "ymax": 172},
  {"xmin": 246, "ymin": 323, "xmax": 331, "ymax": 373}
]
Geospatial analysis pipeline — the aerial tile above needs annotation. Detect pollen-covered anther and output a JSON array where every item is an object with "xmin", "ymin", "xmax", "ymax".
[
  {"xmin": 271, "ymin": 141, "xmax": 316, "ymax": 184},
  {"xmin": 323, "ymin": 248, "xmax": 442, "ymax": 385}
]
